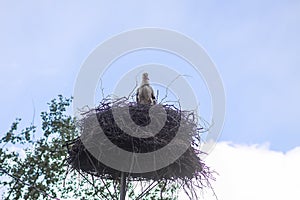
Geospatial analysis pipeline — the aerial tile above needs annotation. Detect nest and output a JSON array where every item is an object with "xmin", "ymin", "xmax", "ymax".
[{"xmin": 66, "ymin": 98, "xmax": 213, "ymax": 184}]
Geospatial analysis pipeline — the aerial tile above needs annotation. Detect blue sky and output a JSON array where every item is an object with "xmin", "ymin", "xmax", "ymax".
[{"xmin": 1, "ymin": 1, "xmax": 300, "ymax": 153}]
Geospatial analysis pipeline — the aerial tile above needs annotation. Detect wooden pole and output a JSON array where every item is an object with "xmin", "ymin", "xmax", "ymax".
[{"xmin": 120, "ymin": 172, "xmax": 126, "ymax": 200}]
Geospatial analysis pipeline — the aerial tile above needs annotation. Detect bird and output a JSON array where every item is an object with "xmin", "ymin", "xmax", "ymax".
[{"xmin": 136, "ymin": 73, "xmax": 156, "ymax": 105}]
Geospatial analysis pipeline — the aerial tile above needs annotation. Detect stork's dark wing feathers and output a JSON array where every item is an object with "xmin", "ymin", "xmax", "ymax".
[
  {"xmin": 150, "ymin": 87, "xmax": 156, "ymax": 104},
  {"xmin": 136, "ymin": 89, "xmax": 139, "ymax": 103}
]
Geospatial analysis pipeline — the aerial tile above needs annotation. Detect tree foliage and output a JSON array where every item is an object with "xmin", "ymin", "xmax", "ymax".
[{"xmin": 0, "ymin": 95, "xmax": 178, "ymax": 200}]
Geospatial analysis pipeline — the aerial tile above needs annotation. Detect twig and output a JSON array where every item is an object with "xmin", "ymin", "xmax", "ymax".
[
  {"xmin": 135, "ymin": 180, "xmax": 159, "ymax": 200},
  {"xmin": 160, "ymin": 74, "xmax": 191, "ymax": 103},
  {"xmin": 0, "ymin": 168, "xmax": 59, "ymax": 200}
]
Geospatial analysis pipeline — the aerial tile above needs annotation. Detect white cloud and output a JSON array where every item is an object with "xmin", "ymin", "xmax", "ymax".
[{"xmin": 197, "ymin": 142, "xmax": 300, "ymax": 200}]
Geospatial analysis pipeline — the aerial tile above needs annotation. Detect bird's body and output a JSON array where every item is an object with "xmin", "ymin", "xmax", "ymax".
[{"xmin": 136, "ymin": 73, "xmax": 156, "ymax": 105}]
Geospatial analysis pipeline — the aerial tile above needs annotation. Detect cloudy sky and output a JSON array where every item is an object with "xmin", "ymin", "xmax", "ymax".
[{"xmin": 1, "ymin": 1, "xmax": 300, "ymax": 199}]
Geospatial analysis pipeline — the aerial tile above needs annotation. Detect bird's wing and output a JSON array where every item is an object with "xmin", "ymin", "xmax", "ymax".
[
  {"xmin": 136, "ymin": 88, "xmax": 140, "ymax": 103},
  {"xmin": 150, "ymin": 86, "xmax": 156, "ymax": 104}
]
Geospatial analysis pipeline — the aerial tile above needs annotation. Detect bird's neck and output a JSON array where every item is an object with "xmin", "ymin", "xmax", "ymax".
[{"xmin": 141, "ymin": 79, "xmax": 149, "ymax": 86}]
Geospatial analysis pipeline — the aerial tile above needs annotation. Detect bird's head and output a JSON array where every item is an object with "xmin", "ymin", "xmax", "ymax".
[{"xmin": 142, "ymin": 72, "xmax": 149, "ymax": 80}]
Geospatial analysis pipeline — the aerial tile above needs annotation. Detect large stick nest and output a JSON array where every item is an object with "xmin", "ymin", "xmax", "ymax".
[{"xmin": 66, "ymin": 98, "xmax": 213, "ymax": 183}]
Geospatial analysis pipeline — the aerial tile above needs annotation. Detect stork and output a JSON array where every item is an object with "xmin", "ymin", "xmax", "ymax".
[{"xmin": 136, "ymin": 73, "xmax": 156, "ymax": 105}]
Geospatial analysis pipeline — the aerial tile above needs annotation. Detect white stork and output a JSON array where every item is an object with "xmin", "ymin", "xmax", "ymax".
[{"xmin": 136, "ymin": 73, "xmax": 156, "ymax": 105}]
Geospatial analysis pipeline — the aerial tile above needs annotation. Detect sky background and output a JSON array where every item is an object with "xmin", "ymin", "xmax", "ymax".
[{"xmin": 1, "ymin": 1, "xmax": 300, "ymax": 199}]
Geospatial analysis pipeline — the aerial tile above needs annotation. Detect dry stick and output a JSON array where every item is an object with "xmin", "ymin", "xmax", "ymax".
[
  {"xmin": 130, "ymin": 161, "xmax": 164, "ymax": 199},
  {"xmin": 160, "ymin": 180, "xmax": 167, "ymax": 200},
  {"xmin": 63, "ymin": 165, "xmax": 70, "ymax": 187},
  {"xmin": 113, "ymin": 180, "xmax": 119, "ymax": 197},
  {"xmin": 98, "ymin": 78, "xmax": 105, "ymax": 100},
  {"xmin": 91, "ymin": 174, "xmax": 99, "ymax": 197},
  {"xmin": 160, "ymin": 74, "xmax": 191, "ymax": 104},
  {"xmin": 124, "ymin": 143, "xmax": 140, "ymax": 197},
  {"xmin": 191, "ymin": 181, "xmax": 197, "ymax": 200},
  {"xmin": 5, "ymin": 181, "xmax": 17, "ymax": 200},
  {"xmin": 204, "ymin": 173, "xmax": 219, "ymax": 200},
  {"xmin": 84, "ymin": 150, "xmax": 116, "ymax": 200},
  {"xmin": 135, "ymin": 180, "xmax": 160, "ymax": 200},
  {"xmin": 127, "ymin": 180, "xmax": 139, "ymax": 198},
  {"xmin": 30, "ymin": 98, "xmax": 36, "ymax": 132},
  {"xmin": 189, "ymin": 181, "xmax": 196, "ymax": 200},
  {"xmin": 100, "ymin": 177, "xmax": 117, "ymax": 200},
  {"xmin": 75, "ymin": 169, "xmax": 106, "ymax": 200},
  {"xmin": 182, "ymin": 181, "xmax": 193, "ymax": 200},
  {"xmin": 0, "ymin": 168, "xmax": 59, "ymax": 200}
]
